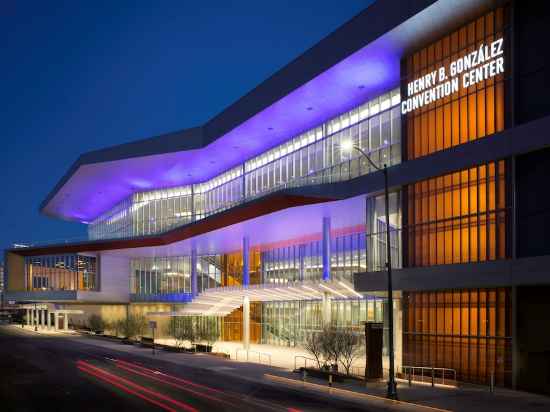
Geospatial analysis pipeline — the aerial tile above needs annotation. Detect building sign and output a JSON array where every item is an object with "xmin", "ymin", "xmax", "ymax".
[{"xmin": 401, "ymin": 38, "xmax": 504, "ymax": 115}]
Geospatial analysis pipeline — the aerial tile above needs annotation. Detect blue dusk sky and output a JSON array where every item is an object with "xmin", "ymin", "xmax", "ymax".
[{"xmin": 0, "ymin": 0, "xmax": 372, "ymax": 258}]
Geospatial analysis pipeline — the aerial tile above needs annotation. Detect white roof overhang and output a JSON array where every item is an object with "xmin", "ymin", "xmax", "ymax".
[{"xmin": 148, "ymin": 279, "xmax": 364, "ymax": 317}]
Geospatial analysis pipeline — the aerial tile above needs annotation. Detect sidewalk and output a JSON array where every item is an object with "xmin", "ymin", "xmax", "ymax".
[
  {"xmin": 10, "ymin": 325, "xmax": 550, "ymax": 412},
  {"xmin": 14, "ymin": 324, "xmax": 77, "ymax": 336}
]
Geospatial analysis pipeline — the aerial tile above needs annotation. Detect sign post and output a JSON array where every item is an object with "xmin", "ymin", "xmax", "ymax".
[{"xmin": 149, "ymin": 321, "xmax": 157, "ymax": 355}]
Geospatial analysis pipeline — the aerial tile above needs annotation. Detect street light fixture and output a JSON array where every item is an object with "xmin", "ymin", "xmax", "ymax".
[
  {"xmin": 342, "ymin": 140, "xmax": 398, "ymax": 400},
  {"xmin": 34, "ymin": 302, "xmax": 38, "ymax": 332}
]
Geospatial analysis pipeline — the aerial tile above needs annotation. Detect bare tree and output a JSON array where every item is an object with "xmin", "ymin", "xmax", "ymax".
[
  {"xmin": 303, "ymin": 331, "xmax": 324, "ymax": 369},
  {"xmin": 338, "ymin": 328, "xmax": 364, "ymax": 375},
  {"xmin": 321, "ymin": 327, "xmax": 340, "ymax": 370}
]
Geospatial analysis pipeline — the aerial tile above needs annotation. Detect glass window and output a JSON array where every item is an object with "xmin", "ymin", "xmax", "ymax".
[{"xmin": 88, "ymin": 89, "xmax": 402, "ymax": 241}]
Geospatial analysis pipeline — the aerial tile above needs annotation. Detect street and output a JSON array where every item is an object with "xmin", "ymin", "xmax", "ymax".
[{"xmin": 0, "ymin": 326, "xmax": 372, "ymax": 412}]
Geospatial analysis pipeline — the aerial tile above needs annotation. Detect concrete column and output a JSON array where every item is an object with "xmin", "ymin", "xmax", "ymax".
[
  {"xmin": 243, "ymin": 296, "xmax": 250, "ymax": 350},
  {"xmin": 30, "ymin": 309, "xmax": 34, "ymax": 326},
  {"xmin": 191, "ymin": 249, "xmax": 198, "ymax": 297},
  {"xmin": 54, "ymin": 313, "xmax": 59, "ymax": 331},
  {"xmin": 322, "ymin": 292, "xmax": 332, "ymax": 327},
  {"xmin": 26, "ymin": 309, "xmax": 30, "ymax": 326},
  {"xmin": 63, "ymin": 313, "xmax": 68, "ymax": 331},
  {"xmin": 383, "ymin": 297, "xmax": 402, "ymax": 371},
  {"xmin": 47, "ymin": 311, "xmax": 51, "ymax": 329},
  {"xmin": 39, "ymin": 309, "xmax": 44, "ymax": 328},
  {"xmin": 242, "ymin": 236, "xmax": 250, "ymax": 286},
  {"xmin": 322, "ymin": 217, "xmax": 331, "ymax": 281},
  {"xmin": 394, "ymin": 298, "xmax": 403, "ymax": 373}
]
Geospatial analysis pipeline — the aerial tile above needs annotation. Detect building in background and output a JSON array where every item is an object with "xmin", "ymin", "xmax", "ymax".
[
  {"xmin": 0, "ymin": 263, "xmax": 4, "ymax": 305},
  {"xmin": 4, "ymin": 0, "xmax": 550, "ymax": 395}
]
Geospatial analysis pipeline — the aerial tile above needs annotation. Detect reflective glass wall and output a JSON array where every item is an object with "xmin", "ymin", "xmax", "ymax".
[
  {"xmin": 262, "ymin": 230, "xmax": 366, "ymax": 284},
  {"xmin": 132, "ymin": 187, "xmax": 193, "ymax": 238},
  {"xmin": 262, "ymin": 298, "xmax": 385, "ymax": 347},
  {"xmin": 89, "ymin": 89, "xmax": 401, "ymax": 240},
  {"xmin": 25, "ymin": 254, "xmax": 97, "ymax": 291},
  {"xmin": 366, "ymin": 191, "xmax": 402, "ymax": 272},
  {"xmin": 244, "ymin": 89, "xmax": 401, "ymax": 199},
  {"xmin": 131, "ymin": 256, "xmax": 191, "ymax": 296},
  {"xmin": 130, "ymin": 255, "xmax": 223, "ymax": 297}
]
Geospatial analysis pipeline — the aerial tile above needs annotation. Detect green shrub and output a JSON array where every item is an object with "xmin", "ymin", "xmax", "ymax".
[
  {"xmin": 88, "ymin": 314, "xmax": 105, "ymax": 333},
  {"xmin": 197, "ymin": 317, "xmax": 220, "ymax": 347},
  {"xmin": 119, "ymin": 314, "xmax": 147, "ymax": 340}
]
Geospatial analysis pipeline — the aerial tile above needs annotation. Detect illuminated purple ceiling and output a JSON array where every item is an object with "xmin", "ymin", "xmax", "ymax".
[
  {"xmin": 99, "ymin": 194, "xmax": 368, "ymax": 258},
  {"xmin": 41, "ymin": 0, "xmax": 496, "ymax": 222}
]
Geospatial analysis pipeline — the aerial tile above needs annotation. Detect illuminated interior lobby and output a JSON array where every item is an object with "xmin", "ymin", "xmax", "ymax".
[{"xmin": 5, "ymin": 0, "xmax": 550, "ymax": 395}]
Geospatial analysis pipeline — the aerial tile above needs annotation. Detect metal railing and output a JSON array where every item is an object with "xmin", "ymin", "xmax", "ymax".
[
  {"xmin": 235, "ymin": 349, "xmax": 272, "ymax": 366},
  {"xmin": 401, "ymin": 365, "xmax": 457, "ymax": 387},
  {"xmin": 294, "ymin": 355, "xmax": 319, "ymax": 371},
  {"xmin": 349, "ymin": 365, "xmax": 367, "ymax": 377}
]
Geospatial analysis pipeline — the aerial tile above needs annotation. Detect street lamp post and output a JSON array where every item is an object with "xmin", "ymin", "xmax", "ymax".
[
  {"xmin": 34, "ymin": 302, "xmax": 38, "ymax": 332},
  {"xmin": 345, "ymin": 143, "xmax": 398, "ymax": 399}
]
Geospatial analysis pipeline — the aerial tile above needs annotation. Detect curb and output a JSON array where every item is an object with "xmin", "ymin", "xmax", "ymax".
[{"xmin": 264, "ymin": 373, "xmax": 451, "ymax": 412}]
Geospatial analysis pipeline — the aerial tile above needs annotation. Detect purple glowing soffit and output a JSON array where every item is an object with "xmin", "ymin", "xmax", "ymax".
[{"xmin": 45, "ymin": 36, "xmax": 402, "ymax": 222}]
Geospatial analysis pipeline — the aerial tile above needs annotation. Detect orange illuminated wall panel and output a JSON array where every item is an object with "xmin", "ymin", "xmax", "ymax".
[
  {"xmin": 403, "ymin": 288, "xmax": 512, "ymax": 387},
  {"xmin": 403, "ymin": 7, "xmax": 509, "ymax": 160},
  {"xmin": 405, "ymin": 161, "xmax": 509, "ymax": 267}
]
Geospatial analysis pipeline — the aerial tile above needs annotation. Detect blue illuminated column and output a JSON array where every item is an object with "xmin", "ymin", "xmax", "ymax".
[
  {"xmin": 191, "ymin": 249, "xmax": 198, "ymax": 297},
  {"xmin": 322, "ymin": 217, "xmax": 331, "ymax": 282},
  {"xmin": 298, "ymin": 244, "xmax": 305, "ymax": 282},
  {"xmin": 242, "ymin": 236, "xmax": 250, "ymax": 286}
]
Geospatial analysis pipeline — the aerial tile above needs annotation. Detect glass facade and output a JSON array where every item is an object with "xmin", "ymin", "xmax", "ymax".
[
  {"xmin": 261, "ymin": 298, "xmax": 385, "ymax": 346},
  {"xmin": 25, "ymin": 254, "xmax": 97, "ymax": 291},
  {"xmin": 130, "ymin": 255, "xmax": 224, "ymax": 296},
  {"xmin": 88, "ymin": 89, "xmax": 401, "ymax": 240},
  {"xmin": 261, "ymin": 229, "xmax": 366, "ymax": 284},
  {"xmin": 132, "ymin": 187, "xmax": 194, "ymax": 237},
  {"xmin": 244, "ymin": 89, "xmax": 401, "ymax": 199},
  {"xmin": 129, "ymin": 224, "xmax": 371, "ymax": 298},
  {"xmin": 366, "ymin": 191, "xmax": 402, "ymax": 272},
  {"xmin": 131, "ymin": 256, "xmax": 192, "ymax": 296}
]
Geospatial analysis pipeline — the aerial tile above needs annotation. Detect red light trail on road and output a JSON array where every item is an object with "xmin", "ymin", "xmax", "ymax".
[
  {"xmin": 77, "ymin": 360, "xmax": 198, "ymax": 412},
  {"xmin": 114, "ymin": 360, "xmax": 236, "ymax": 407}
]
